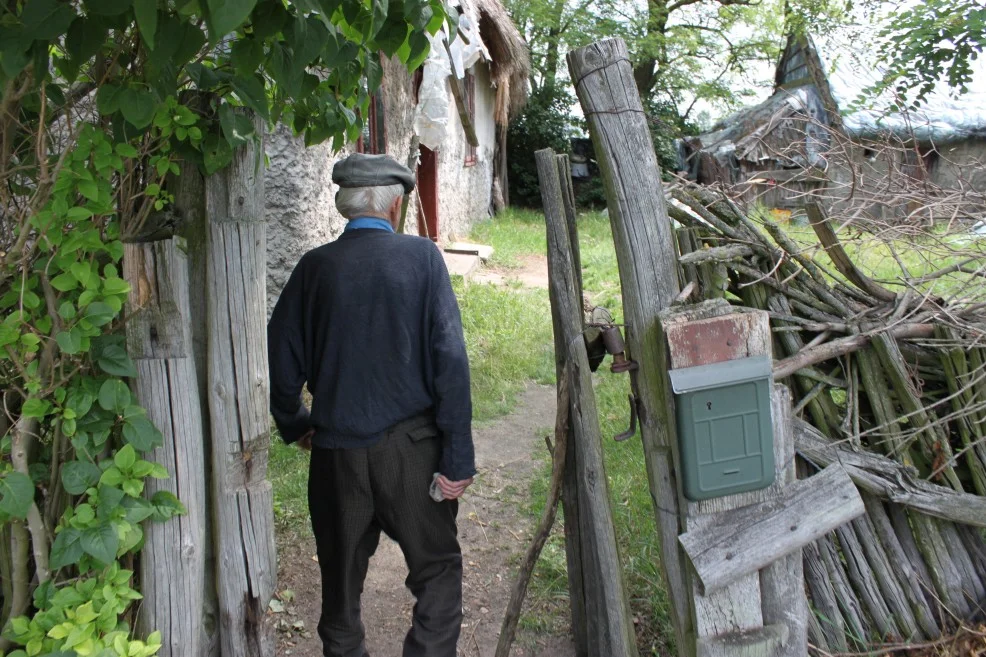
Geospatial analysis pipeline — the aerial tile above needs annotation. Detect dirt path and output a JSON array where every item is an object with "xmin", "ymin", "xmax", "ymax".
[
  {"xmin": 472, "ymin": 255, "xmax": 549, "ymax": 289},
  {"xmin": 274, "ymin": 384, "xmax": 575, "ymax": 657}
]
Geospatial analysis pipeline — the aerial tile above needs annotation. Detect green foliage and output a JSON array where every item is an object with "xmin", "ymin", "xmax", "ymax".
[
  {"xmin": 0, "ymin": 0, "xmax": 447, "ymax": 651},
  {"xmin": 868, "ymin": 0, "xmax": 986, "ymax": 106},
  {"xmin": 507, "ymin": 92, "xmax": 574, "ymax": 208},
  {"xmin": 4, "ymin": 564, "xmax": 162, "ymax": 657}
]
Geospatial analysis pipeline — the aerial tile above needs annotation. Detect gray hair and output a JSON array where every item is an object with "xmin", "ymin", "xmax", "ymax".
[{"xmin": 335, "ymin": 184, "xmax": 405, "ymax": 219}]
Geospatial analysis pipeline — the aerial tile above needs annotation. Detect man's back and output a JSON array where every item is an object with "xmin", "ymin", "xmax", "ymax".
[{"xmin": 268, "ymin": 228, "xmax": 474, "ymax": 478}]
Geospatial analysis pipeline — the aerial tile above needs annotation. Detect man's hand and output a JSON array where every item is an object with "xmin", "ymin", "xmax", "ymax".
[
  {"xmin": 297, "ymin": 429, "xmax": 314, "ymax": 451},
  {"xmin": 436, "ymin": 474, "xmax": 473, "ymax": 500}
]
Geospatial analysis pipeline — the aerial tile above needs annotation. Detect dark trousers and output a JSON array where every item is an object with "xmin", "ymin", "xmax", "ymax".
[{"xmin": 308, "ymin": 416, "xmax": 463, "ymax": 657}]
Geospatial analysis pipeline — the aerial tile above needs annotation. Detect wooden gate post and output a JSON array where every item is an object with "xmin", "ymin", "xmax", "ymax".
[
  {"xmin": 204, "ymin": 118, "xmax": 276, "ymax": 657},
  {"xmin": 567, "ymin": 38, "xmax": 693, "ymax": 656},
  {"xmin": 537, "ymin": 148, "xmax": 639, "ymax": 657},
  {"xmin": 126, "ymin": 238, "xmax": 209, "ymax": 656}
]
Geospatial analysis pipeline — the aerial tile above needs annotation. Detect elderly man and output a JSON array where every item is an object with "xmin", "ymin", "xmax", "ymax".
[{"xmin": 267, "ymin": 153, "xmax": 475, "ymax": 657}]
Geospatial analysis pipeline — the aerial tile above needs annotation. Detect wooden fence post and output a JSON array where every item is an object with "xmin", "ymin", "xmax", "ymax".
[
  {"xmin": 567, "ymin": 38, "xmax": 694, "ymax": 656},
  {"xmin": 537, "ymin": 148, "xmax": 639, "ymax": 657},
  {"xmin": 204, "ymin": 119, "xmax": 276, "ymax": 657},
  {"xmin": 542, "ymin": 151, "xmax": 589, "ymax": 657},
  {"xmin": 126, "ymin": 238, "xmax": 209, "ymax": 656}
]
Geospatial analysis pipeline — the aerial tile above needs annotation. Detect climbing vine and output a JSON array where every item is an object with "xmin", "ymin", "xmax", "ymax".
[{"xmin": 0, "ymin": 0, "xmax": 446, "ymax": 653}]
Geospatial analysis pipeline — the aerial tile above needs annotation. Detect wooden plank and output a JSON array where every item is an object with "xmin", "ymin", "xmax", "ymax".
[
  {"xmin": 680, "ymin": 465, "xmax": 864, "ymax": 595},
  {"xmin": 568, "ymin": 38, "xmax": 693, "ymax": 656},
  {"xmin": 794, "ymin": 418, "xmax": 986, "ymax": 528},
  {"xmin": 664, "ymin": 310, "xmax": 773, "ymax": 370},
  {"xmin": 696, "ymin": 624, "xmax": 789, "ymax": 657},
  {"xmin": 538, "ymin": 149, "xmax": 639, "ymax": 657},
  {"xmin": 126, "ymin": 239, "xmax": 209, "ymax": 657},
  {"xmin": 663, "ymin": 298, "xmax": 768, "ymax": 638},
  {"xmin": 760, "ymin": 386, "xmax": 807, "ymax": 657},
  {"xmin": 691, "ymin": 510, "xmax": 764, "ymax": 638},
  {"xmin": 205, "ymin": 116, "xmax": 275, "ymax": 657},
  {"xmin": 663, "ymin": 307, "xmax": 785, "ymax": 515}
]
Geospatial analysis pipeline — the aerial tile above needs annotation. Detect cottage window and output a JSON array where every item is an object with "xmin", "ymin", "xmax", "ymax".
[
  {"xmin": 463, "ymin": 71, "xmax": 477, "ymax": 166},
  {"xmin": 358, "ymin": 91, "xmax": 387, "ymax": 155}
]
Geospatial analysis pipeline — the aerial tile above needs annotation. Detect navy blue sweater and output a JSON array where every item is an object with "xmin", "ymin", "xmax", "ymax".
[{"xmin": 267, "ymin": 229, "xmax": 476, "ymax": 481}]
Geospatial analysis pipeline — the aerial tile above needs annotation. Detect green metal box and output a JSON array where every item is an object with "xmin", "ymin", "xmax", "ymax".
[{"xmin": 670, "ymin": 355, "xmax": 775, "ymax": 501}]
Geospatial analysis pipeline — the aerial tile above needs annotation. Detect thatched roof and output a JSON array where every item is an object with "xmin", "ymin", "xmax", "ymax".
[{"xmin": 471, "ymin": 0, "xmax": 530, "ymax": 124}]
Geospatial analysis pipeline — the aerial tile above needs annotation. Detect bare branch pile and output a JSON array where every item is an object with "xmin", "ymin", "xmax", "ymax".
[{"xmin": 667, "ymin": 181, "xmax": 986, "ymax": 650}]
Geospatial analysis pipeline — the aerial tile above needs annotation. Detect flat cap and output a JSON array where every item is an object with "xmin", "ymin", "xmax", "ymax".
[{"xmin": 332, "ymin": 153, "xmax": 415, "ymax": 193}]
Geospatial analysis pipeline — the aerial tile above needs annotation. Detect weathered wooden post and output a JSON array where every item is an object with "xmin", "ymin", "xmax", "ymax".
[
  {"xmin": 126, "ymin": 238, "xmax": 209, "ymax": 656},
  {"xmin": 204, "ymin": 119, "xmax": 276, "ymax": 657},
  {"xmin": 567, "ymin": 37, "xmax": 693, "ymax": 655},
  {"xmin": 127, "ymin": 116, "xmax": 275, "ymax": 657},
  {"xmin": 537, "ymin": 148, "xmax": 639, "ymax": 657}
]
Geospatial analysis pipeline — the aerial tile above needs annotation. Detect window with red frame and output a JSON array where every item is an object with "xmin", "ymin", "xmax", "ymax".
[
  {"xmin": 463, "ymin": 71, "xmax": 477, "ymax": 166},
  {"xmin": 357, "ymin": 91, "xmax": 387, "ymax": 155}
]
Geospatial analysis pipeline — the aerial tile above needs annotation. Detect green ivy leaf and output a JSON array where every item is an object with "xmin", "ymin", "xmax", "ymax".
[
  {"xmin": 84, "ymin": 302, "xmax": 116, "ymax": 327},
  {"xmin": 81, "ymin": 522, "xmax": 119, "ymax": 564},
  {"xmin": 101, "ymin": 276, "xmax": 131, "ymax": 296},
  {"xmin": 61, "ymin": 460, "xmax": 102, "ymax": 495},
  {"xmin": 122, "ymin": 416, "xmax": 163, "ymax": 452},
  {"xmin": 96, "ymin": 84, "xmax": 124, "ymax": 115},
  {"xmin": 230, "ymin": 74, "xmax": 270, "ymax": 120},
  {"xmin": 96, "ymin": 484, "xmax": 126, "ymax": 518},
  {"xmin": 21, "ymin": 0, "xmax": 77, "ymax": 42},
  {"xmin": 49, "ymin": 527, "xmax": 84, "ymax": 570},
  {"xmin": 114, "ymin": 444, "xmax": 137, "ymax": 471},
  {"xmin": 186, "ymin": 62, "xmax": 224, "ymax": 89},
  {"xmin": 84, "ymin": 0, "xmax": 133, "ymax": 16},
  {"xmin": 97, "ymin": 345, "xmax": 137, "ymax": 377},
  {"xmin": 97, "ymin": 379, "xmax": 131, "ymax": 413},
  {"xmin": 133, "ymin": 0, "xmax": 158, "ymax": 50},
  {"xmin": 205, "ymin": 0, "xmax": 258, "ymax": 41},
  {"xmin": 56, "ymin": 329, "xmax": 83, "ymax": 355},
  {"xmin": 120, "ymin": 496, "xmax": 154, "ymax": 523},
  {"xmin": 150, "ymin": 490, "xmax": 186, "ymax": 521},
  {"xmin": 119, "ymin": 88, "xmax": 157, "ymax": 129},
  {"xmin": 78, "ymin": 178, "xmax": 99, "ymax": 202},
  {"xmin": 218, "ymin": 102, "xmax": 256, "ymax": 148},
  {"xmin": 21, "ymin": 398, "xmax": 52, "ymax": 418},
  {"xmin": 0, "ymin": 472, "xmax": 35, "ymax": 519},
  {"xmin": 65, "ymin": 17, "xmax": 107, "ymax": 72}
]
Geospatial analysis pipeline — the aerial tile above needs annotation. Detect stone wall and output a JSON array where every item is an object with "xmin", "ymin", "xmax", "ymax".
[{"xmin": 265, "ymin": 58, "xmax": 410, "ymax": 312}]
